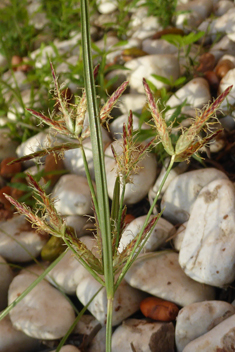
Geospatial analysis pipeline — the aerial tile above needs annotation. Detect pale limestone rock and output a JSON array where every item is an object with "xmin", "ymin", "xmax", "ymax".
[
  {"xmin": 209, "ymin": 35, "xmax": 235, "ymax": 62},
  {"xmin": 164, "ymin": 78, "xmax": 211, "ymax": 121},
  {"xmin": 176, "ymin": 0, "xmax": 213, "ymax": 28},
  {"xmin": 52, "ymin": 174, "xmax": 93, "ymax": 215},
  {"xmin": 214, "ymin": 0, "xmax": 235, "ymax": 17},
  {"xmin": 142, "ymin": 39, "xmax": 177, "ymax": 55},
  {"xmin": 109, "ymin": 113, "xmax": 149, "ymax": 140},
  {"xmin": 8, "ymin": 272, "xmax": 75, "ymax": 339},
  {"xmin": 76, "ymin": 275, "xmax": 145, "ymax": 326},
  {"xmin": 161, "ymin": 168, "xmax": 228, "ymax": 224},
  {"xmin": 0, "ymin": 256, "xmax": 14, "ymax": 310},
  {"xmin": 125, "ymin": 251, "xmax": 215, "ymax": 307},
  {"xmin": 0, "ymin": 215, "xmax": 48, "ymax": 262},
  {"xmin": 0, "ymin": 314, "xmax": 39, "ymax": 352},
  {"xmin": 117, "ymin": 94, "xmax": 146, "ymax": 115},
  {"xmin": 74, "ymin": 315, "xmax": 102, "ymax": 350},
  {"xmin": 64, "ymin": 215, "xmax": 87, "ymax": 236},
  {"xmin": 112, "ymin": 319, "xmax": 175, "ymax": 352},
  {"xmin": 105, "ymin": 139, "xmax": 157, "ymax": 205},
  {"xmin": 48, "ymin": 236, "xmax": 98, "ymax": 294},
  {"xmin": 219, "ymin": 67, "xmax": 235, "ymax": 109},
  {"xmin": 0, "ymin": 128, "xmax": 18, "ymax": 161},
  {"xmin": 175, "ymin": 301, "xmax": 235, "ymax": 352},
  {"xmin": 183, "ymin": 314, "xmax": 235, "ymax": 352},
  {"xmin": 63, "ymin": 128, "xmax": 111, "ymax": 180},
  {"xmin": 149, "ymin": 159, "xmax": 188, "ymax": 206},
  {"xmin": 125, "ymin": 54, "xmax": 180, "ymax": 93},
  {"xmin": 87, "ymin": 326, "xmax": 106, "ymax": 352},
  {"xmin": 118, "ymin": 215, "xmax": 175, "ymax": 254},
  {"xmin": 173, "ymin": 222, "xmax": 188, "ymax": 252},
  {"xmin": 179, "ymin": 178, "xmax": 235, "ymax": 287},
  {"xmin": 97, "ymin": 0, "xmax": 118, "ymax": 14},
  {"xmin": 51, "ymin": 346, "xmax": 82, "ymax": 352}
]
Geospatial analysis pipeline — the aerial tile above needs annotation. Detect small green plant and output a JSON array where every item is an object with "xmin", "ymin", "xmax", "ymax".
[
  {"xmin": 0, "ymin": 2, "xmax": 233, "ymax": 352},
  {"xmin": 143, "ymin": 0, "xmax": 177, "ymax": 28}
]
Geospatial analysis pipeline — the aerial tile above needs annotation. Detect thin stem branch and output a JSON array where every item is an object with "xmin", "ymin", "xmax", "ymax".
[
  {"xmin": 0, "ymin": 250, "xmax": 68, "ymax": 321},
  {"xmin": 115, "ymin": 155, "xmax": 176, "ymax": 290}
]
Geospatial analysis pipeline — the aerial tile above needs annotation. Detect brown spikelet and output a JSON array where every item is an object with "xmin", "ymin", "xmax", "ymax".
[
  {"xmin": 143, "ymin": 78, "xmax": 174, "ymax": 156},
  {"xmin": 99, "ymin": 81, "xmax": 129, "ymax": 123},
  {"xmin": 3, "ymin": 194, "xmax": 53, "ymax": 234},
  {"xmin": 26, "ymin": 174, "xmax": 63, "ymax": 230},
  {"xmin": 7, "ymin": 142, "xmax": 80, "ymax": 165}
]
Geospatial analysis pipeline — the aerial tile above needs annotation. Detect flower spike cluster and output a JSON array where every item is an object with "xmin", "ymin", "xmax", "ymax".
[{"xmin": 143, "ymin": 78, "xmax": 233, "ymax": 162}]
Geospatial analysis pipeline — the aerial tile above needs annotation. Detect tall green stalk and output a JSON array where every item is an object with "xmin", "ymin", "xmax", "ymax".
[{"xmin": 81, "ymin": 0, "xmax": 114, "ymax": 350}]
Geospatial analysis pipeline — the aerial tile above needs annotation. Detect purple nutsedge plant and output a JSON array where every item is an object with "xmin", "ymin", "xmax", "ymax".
[{"xmin": 0, "ymin": 0, "xmax": 232, "ymax": 349}]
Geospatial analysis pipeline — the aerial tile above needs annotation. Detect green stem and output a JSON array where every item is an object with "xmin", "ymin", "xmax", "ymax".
[
  {"xmin": 80, "ymin": 144, "xmax": 99, "ymax": 217},
  {"xmin": 0, "ymin": 250, "xmax": 68, "ymax": 322},
  {"xmin": 106, "ymin": 296, "xmax": 114, "ymax": 352},
  {"xmin": 115, "ymin": 181, "xmax": 126, "ymax": 253},
  {"xmin": 81, "ymin": 0, "xmax": 114, "ymax": 302},
  {"xmin": 56, "ymin": 286, "xmax": 103, "ymax": 352},
  {"xmin": 115, "ymin": 155, "xmax": 176, "ymax": 290},
  {"xmin": 63, "ymin": 237, "xmax": 105, "ymax": 286}
]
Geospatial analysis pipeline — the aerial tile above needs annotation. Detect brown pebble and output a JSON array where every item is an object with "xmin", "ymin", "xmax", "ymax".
[
  {"xmin": 196, "ymin": 53, "xmax": 215, "ymax": 73},
  {"xmin": 0, "ymin": 157, "xmax": 22, "ymax": 180},
  {"xmin": 0, "ymin": 186, "xmax": 13, "ymax": 210},
  {"xmin": 124, "ymin": 214, "xmax": 135, "ymax": 225},
  {"xmin": 43, "ymin": 153, "xmax": 65, "ymax": 186},
  {"xmin": 215, "ymin": 59, "xmax": 235, "ymax": 80},
  {"xmin": 10, "ymin": 176, "xmax": 28, "ymax": 200},
  {"xmin": 204, "ymin": 71, "xmax": 220, "ymax": 91},
  {"xmin": 152, "ymin": 28, "xmax": 184, "ymax": 39},
  {"xmin": 140, "ymin": 296, "xmax": 179, "ymax": 322}
]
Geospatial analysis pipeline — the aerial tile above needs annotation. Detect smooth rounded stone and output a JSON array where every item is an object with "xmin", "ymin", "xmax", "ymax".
[
  {"xmin": 161, "ymin": 168, "xmax": 228, "ymax": 224},
  {"xmin": 0, "ymin": 314, "xmax": 40, "ymax": 352},
  {"xmin": 117, "ymin": 94, "xmax": 146, "ymax": 115},
  {"xmin": 125, "ymin": 54, "xmax": 180, "ymax": 93},
  {"xmin": 0, "ymin": 255, "xmax": 14, "ymax": 310},
  {"xmin": 176, "ymin": 0, "xmax": 213, "ymax": 29},
  {"xmin": 209, "ymin": 7, "xmax": 235, "ymax": 35},
  {"xmin": 1, "ymin": 70, "xmax": 30, "ymax": 92},
  {"xmin": 175, "ymin": 301, "xmax": 235, "ymax": 352},
  {"xmin": 7, "ymin": 88, "xmax": 42, "ymax": 121},
  {"xmin": 0, "ymin": 215, "xmax": 49, "ymax": 262},
  {"xmin": 106, "ymin": 38, "xmax": 141, "ymax": 63},
  {"xmin": 118, "ymin": 215, "xmax": 175, "ymax": 254},
  {"xmin": 209, "ymin": 35, "xmax": 235, "ymax": 62},
  {"xmin": 182, "ymin": 313, "xmax": 235, "ymax": 352},
  {"xmin": 105, "ymin": 140, "xmax": 157, "ymax": 205},
  {"xmin": 63, "ymin": 128, "xmax": 111, "ymax": 180},
  {"xmin": 149, "ymin": 159, "xmax": 188, "ymax": 206},
  {"xmin": 142, "ymin": 38, "xmax": 177, "ymax": 55},
  {"xmin": 127, "ymin": 7, "xmax": 161, "ymax": 39},
  {"xmin": 74, "ymin": 315, "xmax": 102, "ymax": 349},
  {"xmin": 125, "ymin": 251, "xmax": 215, "ymax": 307},
  {"xmin": 214, "ymin": 0, "xmax": 235, "ymax": 16},
  {"xmin": 220, "ymin": 114, "xmax": 235, "ymax": 131},
  {"xmin": 164, "ymin": 78, "xmax": 211, "ymax": 121},
  {"xmin": 0, "ymin": 128, "xmax": 18, "ymax": 161},
  {"xmin": 64, "ymin": 215, "xmax": 88, "ymax": 236},
  {"xmin": 109, "ymin": 113, "xmax": 149, "ymax": 140},
  {"xmin": 105, "ymin": 69, "xmax": 129, "ymax": 92},
  {"xmin": 16, "ymin": 129, "xmax": 67, "ymax": 167},
  {"xmin": 97, "ymin": 0, "xmax": 117, "ymax": 14},
  {"xmin": 218, "ymin": 68, "xmax": 235, "ymax": 109},
  {"xmin": 51, "ymin": 174, "xmax": 93, "ymax": 216},
  {"xmin": 87, "ymin": 325, "xmax": 106, "ymax": 352},
  {"xmin": 76, "ymin": 275, "xmax": 145, "ymax": 326},
  {"xmin": 179, "ymin": 178, "xmax": 235, "ymax": 287},
  {"xmin": 47, "ymin": 236, "xmax": 97, "ymax": 294},
  {"xmin": 51, "ymin": 346, "xmax": 82, "ymax": 352},
  {"xmin": 173, "ymin": 222, "xmax": 188, "ymax": 252},
  {"xmin": 8, "ymin": 272, "xmax": 76, "ymax": 339},
  {"xmin": 112, "ymin": 319, "xmax": 175, "ymax": 352}
]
